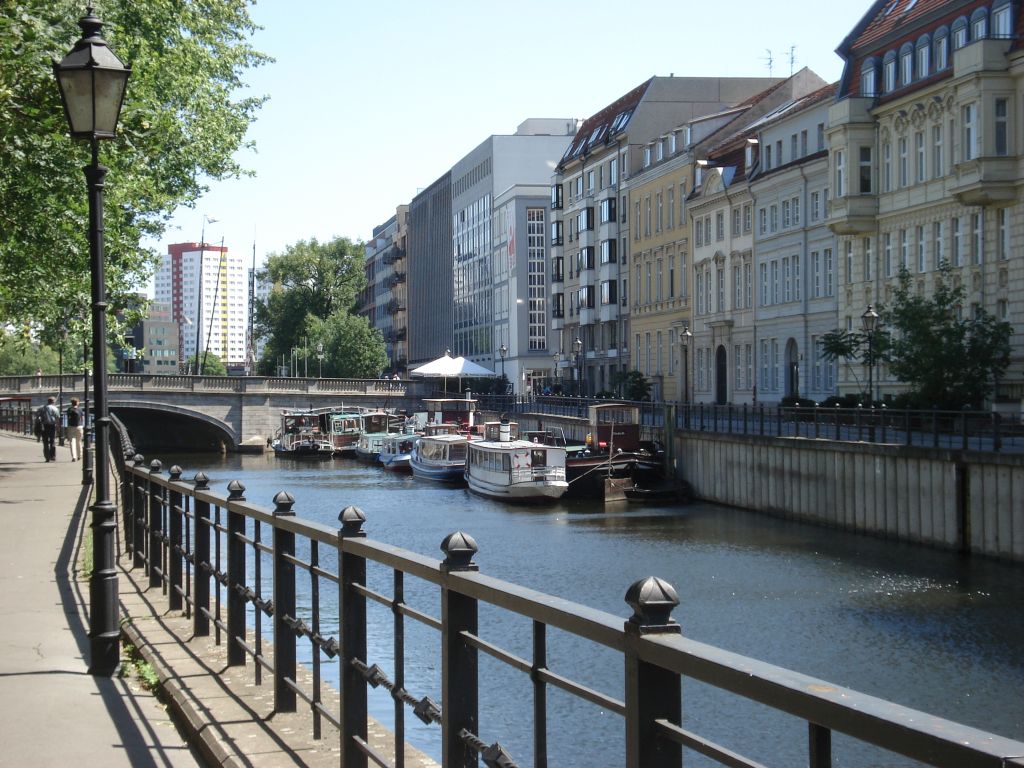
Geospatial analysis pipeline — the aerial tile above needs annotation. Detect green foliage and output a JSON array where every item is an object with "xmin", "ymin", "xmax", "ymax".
[
  {"xmin": 884, "ymin": 265, "xmax": 1012, "ymax": 409},
  {"xmin": 0, "ymin": 1, "xmax": 269, "ymax": 338},
  {"xmin": 255, "ymin": 237, "xmax": 382, "ymax": 377},
  {"xmin": 612, "ymin": 370, "xmax": 652, "ymax": 401},
  {"xmin": 185, "ymin": 352, "xmax": 227, "ymax": 376}
]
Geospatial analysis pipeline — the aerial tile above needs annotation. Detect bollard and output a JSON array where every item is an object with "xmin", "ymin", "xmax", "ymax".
[
  {"xmin": 167, "ymin": 465, "xmax": 184, "ymax": 611},
  {"xmin": 338, "ymin": 506, "xmax": 368, "ymax": 768},
  {"xmin": 272, "ymin": 491, "xmax": 297, "ymax": 713},
  {"xmin": 226, "ymin": 480, "xmax": 247, "ymax": 667},
  {"xmin": 193, "ymin": 472, "xmax": 211, "ymax": 637},
  {"xmin": 440, "ymin": 531, "xmax": 480, "ymax": 768},
  {"xmin": 148, "ymin": 460, "xmax": 163, "ymax": 589},
  {"xmin": 623, "ymin": 576, "xmax": 682, "ymax": 768}
]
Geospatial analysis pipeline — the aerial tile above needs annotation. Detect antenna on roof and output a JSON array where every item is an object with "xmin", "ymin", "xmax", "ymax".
[
  {"xmin": 763, "ymin": 49, "xmax": 773, "ymax": 78},
  {"xmin": 789, "ymin": 45, "xmax": 797, "ymax": 76}
]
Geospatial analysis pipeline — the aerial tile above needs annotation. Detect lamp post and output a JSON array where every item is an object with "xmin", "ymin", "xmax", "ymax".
[
  {"xmin": 82, "ymin": 342, "xmax": 92, "ymax": 486},
  {"xmin": 573, "ymin": 337, "xmax": 584, "ymax": 398},
  {"xmin": 316, "ymin": 343, "xmax": 324, "ymax": 378},
  {"xmin": 54, "ymin": 7, "xmax": 130, "ymax": 676},
  {"xmin": 861, "ymin": 304, "xmax": 879, "ymax": 404},
  {"xmin": 552, "ymin": 352, "xmax": 560, "ymax": 393},
  {"xmin": 58, "ymin": 322, "xmax": 67, "ymax": 446},
  {"xmin": 680, "ymin": 324, "xmax": 692, "ymax": 405},
  {"xmin": 499, "ymin": 343, "xmax": 507, "ymax": 386}
]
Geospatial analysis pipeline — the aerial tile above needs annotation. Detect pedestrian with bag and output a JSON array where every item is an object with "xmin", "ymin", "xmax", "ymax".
[
  {"xmin": 65, "ymin": 397, "xmax": 83, "ymax": 462},
  {"xmin": 37, "ymin": 397, "xmax": 60, "ymax": 462}
]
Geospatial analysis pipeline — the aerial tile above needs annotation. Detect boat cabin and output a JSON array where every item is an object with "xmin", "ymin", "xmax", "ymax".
[{"xmin": 423, "ymin": 397, "xmax": 477, "ymax": 429}]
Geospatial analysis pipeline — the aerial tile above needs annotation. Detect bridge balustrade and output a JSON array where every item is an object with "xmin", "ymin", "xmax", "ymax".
[{"xmin": 105, "ymin": 416, "xmax": 1024, "ymax": 768}]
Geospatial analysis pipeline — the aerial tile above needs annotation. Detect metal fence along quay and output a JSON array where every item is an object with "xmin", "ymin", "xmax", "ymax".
[{"xmin": 105, "ymin": 417, "xmax": 1024, "ymax": 768}]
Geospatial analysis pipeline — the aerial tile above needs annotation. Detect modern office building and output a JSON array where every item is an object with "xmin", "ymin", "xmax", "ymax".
[
  {"xmin": 407, "ymin": 173, "xmax": 452, "ymax": 369},
  {"xmin": 135, "ymin": 302, "xmax": 179, "ymax": 374},
  {"xmin": 155, "ymin": 241, "xmax": 249, "ymax": 371},
  {"xmin": 828, "ymin": 0, "xmax": 1023, "ymax": 405}
]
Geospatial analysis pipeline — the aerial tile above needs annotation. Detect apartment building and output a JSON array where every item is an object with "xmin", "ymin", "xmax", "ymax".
[
  {"xmin": 750, "ymin": 84, "xmax": 839, "ymax": 404},
  {"xmin": 828, "ymin": 0, "xmax": 1023, "ymax": 403},
  {"xmin": 361, "ymin": 206, "xmax": 409, "ymax": 375},
  {"xmin": 551, "ymin": 76, "xmax": 782, "ymax": 397},
  {"xmin": 687, "ymin": 70, "xmax": 829, "ymax": 405},
  {"xmin": 155, "ymin": 241, "xmax": 249, "ymax": 371}
]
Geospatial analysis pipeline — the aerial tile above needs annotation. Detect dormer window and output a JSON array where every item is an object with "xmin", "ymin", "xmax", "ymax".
[
  {"xmin": 669, "ymin": 132, "xmax": 677, "ymax": 154},
  {"xmin": 970, "ymin": 7, "xmax": 988, "ymax": 40},
  {"xmin": 656, "ymin": 140, "xmax": 664, "ymax": 162},
  {"xmin": 952, "ymin": 16, "xmax": 968, "ymax": 49},
  {"xmin": 900, "ymin": 43, "xmax": 914, "ymax": 87},
  {"xmin": 993, "ymin": 0, "xmax": 1012, "ymax": 38},
  {"xmin": 934, "ymin": 26, "xmax": 949, "ymax": 69},
  {"xmin": 745, "ymin": 138, "xmax": 758, "ymax": 169},
  {"xmin": 916, "ymin": 35, "xmax": 930, "ymax": 79},
  {"xmin": 860, "ymin": 57, "xmax": 879, "ymax": 97},
  {"xmin": 883, "ymin": 51, "xmax": 897, "ymax": 92},
  {"xmin": 643, "ymin": 146, "xmax": 652, "ymax": 168}
]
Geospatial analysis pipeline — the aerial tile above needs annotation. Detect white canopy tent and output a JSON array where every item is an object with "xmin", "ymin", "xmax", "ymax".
[{"xmin": 410, "ymin": 351, "xmax": 496, "ymax": 394}]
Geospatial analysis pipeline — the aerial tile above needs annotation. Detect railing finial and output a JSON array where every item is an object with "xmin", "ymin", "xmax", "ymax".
[
  {"xmin": 441, "ymin": 531, "xmax": 479, "ymax": 572},
  {"xmin": 338, "ymin": 505, "xmax": 366, "ymax": 537},
  {"xmin": 625, "ymin": 576, "xmax": 681, "ymax": 635},
  {"xmin": 192, "ymin": 471, "xmax": 209, "ymax": 490},
  {"xmin": 226, "ymin": 480, "xmax": 245, "ymax": 501},
  {"xmin": 168, "ymin": 464, "xmax": 183, "ymax": 480},
  {"xmin": 148, "ymin": 459, "xmax": 162, "ymax": 474},
  {"xmin": 273, "ymin": 490, "xmax": 296, "ymax": 516}
]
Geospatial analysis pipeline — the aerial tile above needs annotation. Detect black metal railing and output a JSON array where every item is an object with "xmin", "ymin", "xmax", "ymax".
[
  {"xmin": 105, "ymin": 416, "xmax": 1024, "ymax": 768},
  {"xmin": 0, "ymin": 396, "xmax": 34, "ymax": 435},
  {"xmin": 475, "ymin": 396, "xmax": 1024, "ymax": 454}
]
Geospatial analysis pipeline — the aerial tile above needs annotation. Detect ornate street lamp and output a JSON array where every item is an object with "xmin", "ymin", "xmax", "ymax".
[
  {"xmin": 54, "ymin": 6, "xmax": 130, "ymax": 677},
  {"xmin": 316, "ymin": 342, "xmax": 324, "ymax": 378},
  {"xmin": 861, "ymin": 304, "xmax": 879, "ymax": 404},
  {"xmin": 573, "ymin": 337, "xmax": 584, "ymax": 397},
  {"xmin": 552, "ymin": 352, "xmax": 560, "ymax": 393},
  {"xmin": 498, "ymin": 343, "xmax": 507, "ymax": 381},
  {"xmin": 680, "ymin": 324, "xmax": 692, "ymax": 405}
]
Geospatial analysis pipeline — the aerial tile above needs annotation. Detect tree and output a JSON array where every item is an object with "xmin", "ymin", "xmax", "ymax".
[
  {"xmin": 818, "ymin": 328, "xmax": 888, "ymax": 401},
  {"xmin": 185, "ymin": 352, "xmax": 227, "ymax": 376},
  {"xmin": 612, "ymin": 370, "xmax": 652, "ymax": 401},
  {"xmin": 304, "ymin": 312, "xmax": 388, "ymax": 379},
  {"xmin": 0, "ymin": 1, "xmax": 269, "ymax": 337},
  {"xmin": 884, "ymin": 265, "xmax": 1011, "ymax": 409},
  {"xmin": 255, "ymin": 237, "xmax": 378, "ymax": 375}
]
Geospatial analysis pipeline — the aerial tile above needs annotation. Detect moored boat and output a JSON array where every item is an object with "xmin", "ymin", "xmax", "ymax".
[
  {"xmin": 272, "ymin": 410, "xmax": 334, "ymax": 458},
  {"xmin": 465, "ymin": 421, "xmax": 568, "ymax": 502},
  {"xmin": 378, "ymin": 433, "xmax": 416, "ymax": 472},
  {"xmin": 410, "ymin": 430, "xmax": 470, "ymax": 483},
  {"xmin": 354, "ymin": 411, "xmax": 400, "ymax": 461},
  {"xmin": 325, "ymin": 410, "xmax": 363, "ymax": 456}
]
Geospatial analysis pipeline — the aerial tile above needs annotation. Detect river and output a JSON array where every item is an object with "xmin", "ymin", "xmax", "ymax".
[{"xmin": 160, "ymin": 450, "xmax": 1024, "ymax": 767}]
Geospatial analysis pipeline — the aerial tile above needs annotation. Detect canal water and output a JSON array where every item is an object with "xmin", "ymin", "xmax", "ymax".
[{"xmin": 164, "ymin": 451, "xmax": 1024, "ymax": 767}]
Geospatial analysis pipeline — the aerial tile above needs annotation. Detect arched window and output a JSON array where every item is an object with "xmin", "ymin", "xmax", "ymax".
[
  {"xmin": 934, "ymin": 25, "xmax": 950, "ymax": 69},
  {"xmin": 971, "ymin": 7, "xmax": 989, "ymax": 39},
  {"xmin": 883, "ymin": 50, "xmax": 898, "ymax": 92},
  {"xmin": 916, "ymin": 34, "xmax": 931, "ymax": 78},
  {"xmin": 992, "ymin": 0, "xmax": 1013, "ymax": 38},
  {"xmin": 899, "ymin": 42, "xmax": 915, "ymax": 86},
  {"xmin": 952, "ymin": 16, "xmax": 969, "ymax": 49},
  {"xmin": 860, "ymin": 57, "xmax": 880, "ymax": 97}
]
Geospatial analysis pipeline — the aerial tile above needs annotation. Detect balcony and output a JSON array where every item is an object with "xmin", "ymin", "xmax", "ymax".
[
  {"xmin": 827, "ymin": 194, "xmax": 878, "ymax": 235},
  {"xmin": 388, "ymin": 272, "xmax": 406, "ymax": 288},
  {"xmin": 385, "ymin": 299, "xmax": 405, "ymax": 315},
  {"xmin": 951, "ymin": 157, "xmax": 1017, "ymax": 207}
]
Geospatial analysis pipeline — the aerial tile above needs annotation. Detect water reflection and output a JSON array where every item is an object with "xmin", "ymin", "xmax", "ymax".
[{"xmin": 161, "ymin": 452, "xmax": 1024, "ymax": 767}]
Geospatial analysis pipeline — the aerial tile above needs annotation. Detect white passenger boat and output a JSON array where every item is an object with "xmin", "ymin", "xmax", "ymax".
[
  {"xmin": 410, "ymin": 426, "xmax": 471, "ymax": 483},
  {"xmin": 354, "ymin": 411, "xmax": 400, "ymax": 461},
  {"xmin": 378, "ymin": 433, "xmax": 416, "ymax": 472},
  {"xmin": 465, "ymin": 421, "xmax": 568, "ymax": 502}
]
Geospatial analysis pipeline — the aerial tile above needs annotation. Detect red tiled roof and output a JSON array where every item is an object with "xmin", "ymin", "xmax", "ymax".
[{"xmin": 852, "ymin": 0, "xmax": 948, "ymax": 50}]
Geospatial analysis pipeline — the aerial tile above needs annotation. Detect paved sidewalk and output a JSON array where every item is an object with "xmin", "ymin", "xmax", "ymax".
[
  {"xmin": 0, "ymin": 432, "xmax": 439, "ymax": 768},
  {"xmin": 0, "ymin": 433, "xmax": 200, "ymax": 767}
]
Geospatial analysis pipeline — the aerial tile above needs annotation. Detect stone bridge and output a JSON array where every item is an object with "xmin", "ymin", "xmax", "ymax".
[{"xmin": 0, "ymin": 374, "xmax": 428, "ymax": 453}]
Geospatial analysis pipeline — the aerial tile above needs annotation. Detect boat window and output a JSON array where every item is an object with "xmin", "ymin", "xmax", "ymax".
[
  {"xmin": 531, "ymin": 450, "xmax": 546, "ymax": 467},
  {"xmin": 502, "ymin": 453, "xmax": 511, "ymax": 471}
]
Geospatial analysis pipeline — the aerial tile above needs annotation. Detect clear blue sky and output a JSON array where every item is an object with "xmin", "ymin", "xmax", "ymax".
[{"xmin": 145, "ymin": 0, "xmax": 869, "ymax": 276}]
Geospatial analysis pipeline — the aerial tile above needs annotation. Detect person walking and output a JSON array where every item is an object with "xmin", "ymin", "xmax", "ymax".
[
  {"xmin": 37, "ymin": 397, "xmax": 60, "ymax": 462},
  {"xmin": 65, "ymin": 397, "xmax": 83, "ymax": 462}
]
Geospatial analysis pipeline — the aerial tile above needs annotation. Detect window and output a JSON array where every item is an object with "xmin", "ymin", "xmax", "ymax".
[
  {"xmin": 656, "ymin": 193, "xmax": 663, "ymax": 232},
  {"xmin": 764, "ymin": 143, "xmax": 772, "ymax": 169},
  {"xmin": 932, "ymin": 221, "xmax": 943, "ymax": 269},
  {"xmin": 882, "ymin": 142, "xmax": 891, "ymax": 191},
  {"xmin": 972, "ymin": 212, "xmax": 983, "ymax": 264},
  {"xmin": 599, "ymin": 197, "xmax": 616, "ymax": 224},
  {"xmin": 759, "ymin": 208, "xmax": 767, "ymax": 235},
  {"xmin": 578, "ymin": 246, "xmax": 595, "ymax": 271},
  {"xmin": 861, "ymin": 62, "xmax": 878, "ymax": 97},
  {"xmin": 793, "ymin": 255, "xmax": 800, "ymax": 301},
  {"xmin": 550, "ymin": 220, "xmax": 563, "ymax": 245},
  {"xmin": 551, "ymin": 184, "xmax": 563, "ymax": 210},
  {"xmin": 898, "ymin": 137, "xmax": 908, "ymax": 187},
  {"xmin": 667, "ymin": 188, "xmax": 675, "ymax": 229},
  {"xmin": 915, "ymin": 131, "xmax": 925, "ymax": 182},
  {"xmin": 783, "ymin": 257, "xmax": 791, "ymax": 302},
  {"xmin": 744, "ymin": 262, "xmax": 753, "ymax": 306},
  {"xmin": 835, "ymin": 150, "xmax": 845, "ymax": 196},
  {"xmin": 900, "ymin": 229, "xmax": 908, "ymax": 270},
  {"xmin": 734, "ymin": 265, "xmax": 743, "ymax": 308},
  {"xmin": 669, "ymin": 256, "xmax": 675, "ymax": 298},
  {"xmin": 971, "ymin": 8, "xmax": 988, "ymax": 40},
  {"xmin": 916, "ymin": 36, "xmax": 930, "ymax": 78},
  {"xmin": 792, "ymin": 196, "xmax": 800, "ymax": 226},
  {"xmin": 824, "ymin": 248, "xmax": 834, "ymax": 296},
  {"xmin": 932, "ymin": 125, "xmax": 943, "ymax": 178},
  {"xmin": 759, "ymin": 263, "xmax": 768, "ymax": 306},
  {"xmin": 859, "ymin": 146, "xmax": 872, "ymax": 194},
  {"xmin": 801, "ymin": 130, "xmax": 808, "ymax": 156},
  {"xmin": 812, "ymin": 251, "xmax": 821, "ymax": 297},
  {"xmin": 716, "ymin": 267, "xmax": 724, "ymax": 311},
  {"xmin": 782, "ymin": 200, "xmax": 791, "ymax": 228},
  {"xmin": 643, "ymin": 146, "xmax": 652, "ymax": 168},
  {"xmin": 731, "ymin": 207, "xmax": 741, "ymax": 236},
  {"xmin": 791, "ymin": 134, "xmax": 798, "ymax": 161},
  {"xmin": 644, "ymin": 198, "xmax": 651, "ymax": 236},
  {"xmin": 657, "ymin": 260, "xmax": 664, "ymax": 302},
  {"xmin": 743, "ymin": 203, "xmax": 752, "ymax": 233},
  {"xmin": 770, "ymin": 205, "xmax": 778, "ymax": 233},
  {"xmin": 963, "ymin": 103, "xmax": 977, "ymax": 161},
  {"xmin": 695, "ymin": 218, "xmax": 704, "ymax": 246},
  {"xmin": 952, "ymin": 17, "xmax": 968, "ymax": 49},
  {"xmin": 586, "ymin": 170, "xmax": 595, "ymax": 194},
  {"xmin": 609, "ymin": 158, "xmax": 618, "ymax": 186},
  {"xmin": 656, "ymin": 140, "xmax": 664, "ymax": 162},
  {"xmin": 863, "ymin": 237, "xmax": 873, "ymax": 282},
  {"xmin": 935, "ymin": 28, "xmax": 949, "ymax": 70},
  {"xmin": 884, "ymin": 232, "xmax": 893, "ymax": 277},
  {"xmin": 999, "ymin": 208, "xmax": 1009, "ymax": 260},
  {"xmin": 811, "ymin": 191, "xmax": 821, "ymax": 221},
  {"xmin": 917, "ymin": 226, "xmax": 926, "ymax": 272},
  {"xmin": 993, "ymin": 2, "xmax": 1012, "ymax": 37},
  {"xmin": 900, "ymin": 43, "xmax": 913, "ymax": 86},
  {"xmin": 600, "ymin": 239, "xmax": 617, "ymax": 264},
  {"xmin": 845, "ymin": 241, "xmax": 853, "ymax": 283},
  {"xmin": 952, "ymin": 216, "xmax": 963, "ymax": 266},
  {"xmin": 884, "ymin": 53, "xmax": 897, "ymax": 92},
  {"xmin": 817, "ymin": 123, "xmax": 825, "ymax": 152},
  {"xmin": 716, "ymin": 211, "xmax": 725, "ymax": 241},
  {"xmin": 995, "ymin": 98, "xmax": 1009, "ymax": 156},
  {"xmin": 600, "ymin": 280, "xmax": 617, "ymax": 305},
  {"xmin": 771, "ymin": 261, "xmax": 779, "ymax": 305}
]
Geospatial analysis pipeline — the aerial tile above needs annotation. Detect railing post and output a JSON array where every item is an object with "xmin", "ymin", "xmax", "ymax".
[
  {"xmin": 120, "ymin": 447, "xmax": 134, "ymax": 554},
  {"xmin": 148, "ymin": 460, "xmax": 163, "ymax": 589},
  {"xmin": 193, "ymin": 472, "xmax": 211, "ymax": 637},
  {"xmin": 272, "ymin": 491, "xmax": 297, "ymax": 713},
  {"xmin": 131, "ymin": 454, "xmax": 146, "ymax": 568},
  {"xmin": 167, "ymin": 465, "xmax": 184, "ymax": 611},
  {"xmin": 226, "ymin": 480, "xmax": 247, "ymax": 667},
  {"xmin": 338, "ymin": 506, "xmax": 368, "ymax": 768},
  {"xmin": 440, "ymin": 531, "xmax": 480, "ymax": 768},
  {"xmin": 809, "ymin": 722, "xmax": 832, "ymax": 767},
  {"xmin": 624, "ymin": 577, "xmax": 682, "ymax": 768}
]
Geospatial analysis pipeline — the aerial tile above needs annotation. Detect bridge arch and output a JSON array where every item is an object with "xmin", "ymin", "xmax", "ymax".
[{"xmin": 110, "ymin": 400, "xmax": 238, "ymax": 454}]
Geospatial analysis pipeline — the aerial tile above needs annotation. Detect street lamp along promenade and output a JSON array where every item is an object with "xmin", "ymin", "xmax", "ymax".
[
  {"xmin": 680, "ymin": 324, "xmax": 692, "ymax": 405},
  {"xmin": 498, "ymin": 343, "xmax": 507, "ymax": 390},
  {"xmin": 573, "ymin": 337, "xmax": 584, "ymax": 397},
  {"xmin": 54, "ymin": 6, "xmax": 130, "ymax": 677},
  {"xmin": 861, "ymin": 304, "xmax": 879, "ymax": 405}
]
